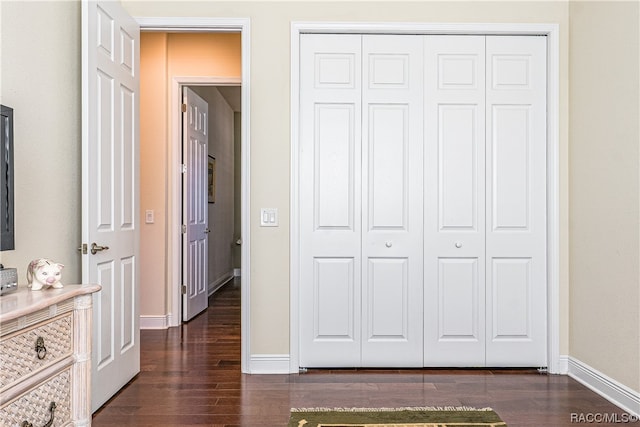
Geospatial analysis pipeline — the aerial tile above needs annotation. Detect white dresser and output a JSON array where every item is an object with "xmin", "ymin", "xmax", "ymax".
[{"xmin": 0, "ymin": 284, "xmax": 101, "ymax": 427}]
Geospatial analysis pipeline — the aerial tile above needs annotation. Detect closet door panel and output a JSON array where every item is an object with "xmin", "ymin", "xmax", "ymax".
[
  {"xmin": 424, "ymin": 35, "xmax": 486, "ymax": 366},
  {"xmin": 439, "ymin": 104, "xmax": 480, "ymax": 230},
  {"xmin": 361, "ymin": 35, "xmax": 424, "ymax": 367},
  {"xmin": 315, "ymin": 104, "xmax": 356, "ymax": 230},
  {"xmin": 485, "ymin": 36, "xmax": 547, "ymax": 367},
  {"xmin": 300, "ymin": 34, "xmax": 362, "ymax": 367}
]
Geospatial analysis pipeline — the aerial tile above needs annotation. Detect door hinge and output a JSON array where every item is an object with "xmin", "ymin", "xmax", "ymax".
[
  {"xmin": 181, "ymin": 103, "xmax": 187, "ymax": 113},
  {"xmin": 181, "ymin": 224, "xmax": 187, "ymax": 234},
  {"xmin": 181, "ymin": 285, "xmax": 187, "ymax": 294},
  {"xmin": 77, "ymin": 243, "xmax": 87, "ymax": 254},
  {"xmin": 180, "ymin": 164, "xmax": 187, "ymax": 174}
]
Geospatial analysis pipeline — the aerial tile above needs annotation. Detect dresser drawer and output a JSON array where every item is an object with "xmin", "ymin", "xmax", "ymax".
[
  {"xmin": 0, "ymin": 366, "xmax": 72, "ymax": 427},
  {"xmin": 0, "ymin": 313, "xmax": 73, "ymax": 391}
]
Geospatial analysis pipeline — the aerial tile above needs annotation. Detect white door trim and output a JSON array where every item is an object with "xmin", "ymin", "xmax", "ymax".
[
  {"xmin": 136, "ymin": 17, "xmax": 251, "ymax": 374},
  {"xmin": 290, "ymin": 21, "xmax": 561, "ymax": 374}
]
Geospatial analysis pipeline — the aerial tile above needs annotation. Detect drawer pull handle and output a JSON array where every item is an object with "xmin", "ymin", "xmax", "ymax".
[
  {"xmin": 21, "ymin": 401, "xmax": 56, "ymax": 427},
  {"xmin": 35, "ymin": 336, "xmax": 47, "ymax": 360}
]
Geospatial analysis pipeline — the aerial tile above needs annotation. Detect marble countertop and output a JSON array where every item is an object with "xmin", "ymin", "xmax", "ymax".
[{"xmin": 0, "ymin": 284, "xmax": 102, "ymax": 323}]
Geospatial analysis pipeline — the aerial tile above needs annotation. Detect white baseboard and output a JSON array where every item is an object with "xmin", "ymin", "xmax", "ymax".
[
  {"xmin": 556, "ymin": 354, "xmax": 569, "ymax": 374},
  {"xmin": 140, "ymin": 315, "xmax": 170, "ymax": 330},
  {"xmin": 249, "ymin": 354, "xmax": 290, "ymax": 374},
  {"xmin": 234, "ymin": 268, "xmax": 241, "ymax": 277},
  {"xmin": 208, "ymin": 271, "xmax": 235, "ymax": 296},
  {"xmin": 568, "ymin": 356, "xmax": 640, "ymax": 416}
]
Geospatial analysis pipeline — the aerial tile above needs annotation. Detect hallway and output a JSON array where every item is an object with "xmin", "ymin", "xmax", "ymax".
[{"xmin": 92, "ymin": 279, "xmax": 630, "ymax": 426}]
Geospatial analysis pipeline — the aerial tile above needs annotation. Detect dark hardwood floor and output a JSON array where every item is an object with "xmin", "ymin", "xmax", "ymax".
[{"xmin": 92, "ymin": 279, "xmax": 632, "ymax": 426}]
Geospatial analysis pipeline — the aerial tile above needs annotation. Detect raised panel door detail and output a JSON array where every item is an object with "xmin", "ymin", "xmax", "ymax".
[
  {"xmin": 315, "ymin": 104, "xmax": 355, "ymax": 230},
  {"xmin": 366, "ymin": 258, "xmax": 408, "ymax": 340},
  {"xmin": 369, "ymin": 54, "xmax": 409, "ymax": 88},
  {"xmin": 120, "ymin": 84, "xmax": 134, "ymax": 229},
  {"xmin": 316, "ymin": 54, "xmax": 355, "ymax": 88},
  {"xmin": 439, "ymin": 105, "xmax": 478, "ymax": 231},
  {"xmin": 491, "ymin": 105, "xmax": 531, "ymax": 231},
  {"xmin": 490, "ymin": 258, "xmax": 531, "ymax": 340},
  {"xmin": 97, "ymin": 5, "xmax": 113, "ymax": 59},
  {"xmin": 120, "ymin": 28, "xmax": 135, "ymax": 75},
  {"xmin": 368, "ymin": 104, "xmax": 408, "ymax": 230},
  {"xmin": 120, "ymin": 256, "xmax": 135, "ymax": 352},
  {"xmin": 438, "ymin": 258, "xmax": 479, "ymax": 340},
  {"xmin": 97, "ymin": 70, "xmax": 114, "ymax": 231},
  {"xmin": 186, "ymin": 136, "xmax": 207, "ymax": 226},
  {"xmin": 438, "ymin": 55, "xmax": 478, "ymax": 89},
  {"xmin": 314, "ymin": 258, "xmax": 355, "ymax": 340},
  {"xmin": 492, "ymin": 55, "xmax": 531, "ymax": 89},
  {"xmin": 95, "ymin": 261, "xmax": 115, "ymax": 369},
  {"xmin": 187, "ymin": 241, "xmax": 198, "ymax": 298}
]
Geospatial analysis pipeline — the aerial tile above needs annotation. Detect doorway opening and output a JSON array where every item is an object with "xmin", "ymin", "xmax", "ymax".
[{"xmin": 138, "ymin": 18, "xmax": 251, "ymax": 373}]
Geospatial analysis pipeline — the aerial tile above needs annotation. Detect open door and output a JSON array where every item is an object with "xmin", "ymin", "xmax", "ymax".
[
  {"xmin": 81, "ymin": 0, "xmax": 140, "ymax": 411},
  {"xmin": 182, "ymin": 87, "xmax": 209, "ymax": 321}
]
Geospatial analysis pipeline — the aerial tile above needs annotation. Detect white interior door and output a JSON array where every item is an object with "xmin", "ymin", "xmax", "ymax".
[
  {"xmin": 299, "ymin": 34, "xmax": 424, "ymax": 367},
  {"xmin": 298, "ymin": 33, "xmax": 547, "ymax": 369},
  {"xmin": 81, "ymin": 0, "xmax": 140, "ymax": 411},
  {"xmin": 182, "ymin": 87, "xmax": 209, "ymax": 321},
  {"xmin": 485, "ymin": 36, "xmax": 547, "ymax": 366},
  {"xmin": 423, "ymin": 36, "xmax": 487, "ymax": 366},
  {"xmin": 361, "ymin": 35, "xmax": 424, "ymax": 367},
  {"xmin": 299, "ymin": 34, "xmax": 363, "ymax": 367}
]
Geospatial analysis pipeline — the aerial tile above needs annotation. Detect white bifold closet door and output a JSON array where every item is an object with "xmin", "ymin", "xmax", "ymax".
[
  {"xmin": 299, "ymin": 33, "xmax": 547, "ymax": 368},
  {"xmin": 485, "ymin": 36, "xmax": 547, "ymax": 366},
  {"xmin": 423, "ymin": 35, "xmax": 488, "ymax": 366},
  {"xmin": 424, "ymin": 35, "xmax": 547, "ymax": 367},
  {"xmin": 299, "ymin": 34, "xmax": 425, "ymax": 367}
]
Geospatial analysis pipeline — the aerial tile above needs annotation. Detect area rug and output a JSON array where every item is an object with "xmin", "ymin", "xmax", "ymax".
[{"xmin": 287, "ymin": 406, "xmax": 507, "ymax": 427}]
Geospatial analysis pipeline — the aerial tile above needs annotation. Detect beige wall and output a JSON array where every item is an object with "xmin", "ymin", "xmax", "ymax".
[
  {"xmin": 569, "ymin": 1, "xmax": 640, "ymax": 391},
  {"xmin": 124, "ymin": 0, "xmax": 572, "ymax": 360},
  {"xmin": 2, "ymin": 0, "xmax": 639, "ymax": 396},
  {"xmin": 139, "ymin": 32, "xmax": 241, "ymax": 317},
  {"xmin": 140, "ymin": 32, "xmax": 168, "ymax": 316},
  {"xmin": 0, "ymin": 1, "xmax": 82, "ymax": 285}
]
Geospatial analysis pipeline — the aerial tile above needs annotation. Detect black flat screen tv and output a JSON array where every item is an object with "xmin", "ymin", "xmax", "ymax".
[{"xmin": 0, "ymin": 105, "xmax": 14, "ymax": 251}]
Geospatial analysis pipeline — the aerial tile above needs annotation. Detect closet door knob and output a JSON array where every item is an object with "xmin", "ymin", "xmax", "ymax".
[
  {"xmin": 455, "ymin": 242, "xmax": 462, "ymax": 248},
  {"xmin": 385, "ymin": 241, "xmax": 393, "ymax": 248}
]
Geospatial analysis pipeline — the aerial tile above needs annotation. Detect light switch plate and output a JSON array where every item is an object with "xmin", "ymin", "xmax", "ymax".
[
  {"xmin": 145, "ymin": 209, "xmax": 154, "ymax": 224},
  {"xmin": 260, "ymin": 208, "xmax": 278, "ymax": 227}
]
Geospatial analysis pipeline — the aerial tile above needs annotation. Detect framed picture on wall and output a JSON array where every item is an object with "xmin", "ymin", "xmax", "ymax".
[{"xmin": 208, "ymin": 155, "xmax": 216, "ymax": 203}]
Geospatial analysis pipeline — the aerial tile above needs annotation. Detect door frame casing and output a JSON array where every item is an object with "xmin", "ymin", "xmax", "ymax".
[
  {"xmin": 136, "ymin": 17, "xmax": 251, "ymax": 373},
  {"xmin": 290, "ymin": 22, "xmax": 561, "ymax": 374}
]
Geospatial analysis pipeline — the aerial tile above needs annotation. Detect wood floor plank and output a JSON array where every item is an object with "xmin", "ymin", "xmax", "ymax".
[{"xmin": 92, "ymin": 279, "xmax": 633, "ymax": 426}]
